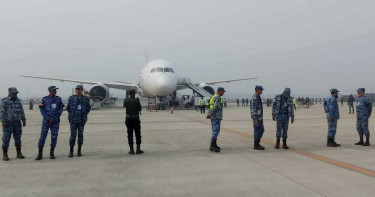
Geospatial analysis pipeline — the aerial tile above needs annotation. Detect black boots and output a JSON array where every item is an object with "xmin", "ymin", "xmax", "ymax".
[
  {"xmin": 136, "ymin": 144, "xmax": 144, "ymax": 154},
  {"xmin": 363, "ymin": 136, "xmax": 370, "ymax": 146},
  {"xmin": 128, "ymin": 145, "xmax": 135, "ymax": 155},
  {"xmin": 50, "ymin": 148, "xmax": 55, "ymax": 159},
  {"xmin": 35, "ymin": 148, "xmax": 43, "ymax": 160},
  {"xmin": 2, "ymin": 148, "xmax": 9, "ymax": 161},
  {"xmin": 275, "ymin": 138, "xmax": 280, "ymax": 149},
  {"xmin": 209, "ymin": 140, "xmax": 220, "ymax": 152},
  {"xmin": 77, "ymin": 144, "xmax": 82, "ymax": 157},
  {"xmin": 16, "ymin": 146, "xmax": 25, "ymax": 159},
  {"xmin": 254, "ymin": 140, "xmax": 265, "ymax": 150},
  {"xmin": 355, "ymin": 135, "xmax": 364, "ymax": 145},
  {"xmin": 327, "ymin": 138, "xmax": 340, "ymax": 147},
  {"xmin": 282, "ymin": 139, "xmax": 289, "ymax": 149},
  {"xmin": 69, "ymin": 146, "xmax": 74, "ymax": 158}
]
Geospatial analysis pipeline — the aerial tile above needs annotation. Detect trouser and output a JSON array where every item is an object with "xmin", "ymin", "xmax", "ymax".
[
  {"xmin": 38, "ymin": 121, "xmax": 60, "ymax": 148},
  {"xmin": 200, "ymin": 106, "xmax": 205, "ymax": 114},
  {"xmin": 276, "ymin": 116, "xmax": 289, "ymax": 139},
  {"xmin": 357, "ymin": 118, "xmax": 370, "ymax": 137},
  {"xmin": 327, "ymin": 119, "xmax": 338, "ymax": 138},
  {"xmin": 211, "ymin": 119, "xmax": 221, "ymax": 141},
  {"xmin": 349, "ymin": 104, "xmax": 354, "ymax": 113},
  {"xmin": 125, "ymin": 118, "xmax": 142, "ymax": 145},
  {"xmin": 293, "ymin": 104, "xmax": 296, "ymax": 110},
  {"xmin": 2, "ymin": 121, "xmax": 22, "ymax": 149},
  {"xmin": 253, "ymin": 120, "xmax": 264, "ymax": 141},
  {"xmin": 69, "ymin": 122, "xmax": 85, "ymax": 146}
]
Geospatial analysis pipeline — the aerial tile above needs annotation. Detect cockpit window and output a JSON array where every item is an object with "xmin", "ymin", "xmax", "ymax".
[
  {"xmin": 151, "ymin": 68, "xmax": 155, "ymax": 73},
  {"xmin": 164, "ymin": 68, "xmax": 170, "ymax": 72},
  {"xmin": 170, "ymin": 68, "xmax": 174, "ymax": 73},
  {"xmin": 156, "ymin": 67, "xmax": 163, "ymax": 72}
]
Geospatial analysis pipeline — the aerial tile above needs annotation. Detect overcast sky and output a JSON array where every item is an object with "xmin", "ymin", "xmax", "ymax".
[{"xmin": 1, "ymin": 0, "xmax": 375, "ymax": 99}]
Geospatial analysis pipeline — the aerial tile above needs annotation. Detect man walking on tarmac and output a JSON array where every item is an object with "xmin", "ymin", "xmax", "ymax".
[
  {"xmin": 207, "ymin": 87, "xmax": 226, "ymax": 153},
  {"xmin": 250, "ymin": 85, "xmax": 266, "ymax": 150}
]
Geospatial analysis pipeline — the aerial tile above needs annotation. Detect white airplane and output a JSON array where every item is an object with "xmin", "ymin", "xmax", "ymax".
[{"xmin": 22, "ymin": 59, "xmax": 257, "ymax": 106}]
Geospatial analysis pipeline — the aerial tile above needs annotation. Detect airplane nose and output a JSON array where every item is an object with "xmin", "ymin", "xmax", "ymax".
[{"xmin": 156, "ymin": 75, "xmax": 174, "ymax": 95}]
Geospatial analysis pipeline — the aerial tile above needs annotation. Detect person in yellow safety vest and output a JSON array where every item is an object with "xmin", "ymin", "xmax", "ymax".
[
  {"xmin": 200, "ymin": 97, "xmax": 206, "ymax": 114},
  {"xmin": 206, "ymin": 87, "xmax": 225, "ymax": 153}
]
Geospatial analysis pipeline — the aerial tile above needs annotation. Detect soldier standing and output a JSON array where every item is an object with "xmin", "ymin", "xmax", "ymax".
[
  {"xmin": 1, "ymin": 88, "xmax": 26, "ymax": 161},
  {"xmin": 124, "ymin": 90, "xmax": 143, "ymax": 154},
  {"xmin": 272, "ymin": 88, "xmax": 295, "ymax": 149},
  {"xmin": 29, "ymin": 99, "xmax": 34, "ymax": 110},
  {"xmin": 355, "ymin": 88, "xmax": 372, "ymax": 146},
  {"xmin": 207, "ymin": 87, "xmax": 226, "ymax": 153},
  {"xmin": 246, "ymin": 98, "xmax": 249, "ymax": 107},
  {"xmin": 325, "ymin": 89, "xmax": 341, "ymax": 147},
  {"xmin": 348, "ymin": 94, "xmax": 355, "ymax": 114},
  {"xmin": 250, "ymin": 85, "xmax": 265, "ymax": 150},
  {"xmin": 242, "ymin": 98, "xmax": 245, "ymax": 107},
  {"xmin": 67, "ymin": 85, "xmax": 91, "ymax": 157},
  {"xmin": 236, "ymin": 98, "xmax": 240, "ymax": 107},
  {"xmin": 35, "ymin": 86, "xmax": 64, "ymax": 160}
]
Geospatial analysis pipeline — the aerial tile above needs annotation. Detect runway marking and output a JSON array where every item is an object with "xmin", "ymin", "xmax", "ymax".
[{"xmin": 175, "ymin": 113, "xmax": 375, "ymax": 178}]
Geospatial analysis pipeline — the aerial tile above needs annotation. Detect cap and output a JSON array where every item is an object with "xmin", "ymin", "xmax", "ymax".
[
  {"xmin": 128, "ymin": 89, "xmax": 136, "ymax": 95},
  {"xmin": 217, "ymin": 87, "xmax": 226, "ymax": 92},
  {"xmin": 255, "ymin": 85, "xmax": 264, "ymax": 90},
  {"xmin": 330, "ymin": 89, "xmax": 339, "ymax": 93},
  {"xmin": 284, "ymin": 87, "xmax": 291, "ymax": 93},
  {"xmin": 76, "ymin": 85, "xmax": 83, "ymax": 89},
  {"xmin": 8, "ymin": 87, "xmax": 19, "ymax": 94},
  {"xmin": 357, "ymin": 88, "xmax": 365, "ymax": 92},
  {"xmin": 48, "ymin": 86, "xmax": 59, "ymax": 91}
]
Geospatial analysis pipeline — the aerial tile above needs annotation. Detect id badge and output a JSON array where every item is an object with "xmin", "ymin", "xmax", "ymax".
[
  {"xmin": 78, "ymin": 104, "xmax": 82, "ymax": 110},
  {"xmin": 52, "ymin": 104, "xmax": 57, "ymax": 109}
]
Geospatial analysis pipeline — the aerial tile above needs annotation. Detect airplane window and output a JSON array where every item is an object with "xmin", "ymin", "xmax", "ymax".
[
  {"xmin": 151, "ymin": 68, "xmax": 155, "ymax": 73},
  {"xmin": 156, "ymin": 67, "xmax": 163, "ymax": 72},
  {"xmin": 164, "ymin": 68, "xmax": 170, "ymax": 72},
  {"xmin": 170, "ymin": 68, "xmax": 174, "ymax": 73}
]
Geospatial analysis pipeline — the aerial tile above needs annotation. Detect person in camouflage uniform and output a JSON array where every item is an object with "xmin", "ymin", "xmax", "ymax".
[
  {"xmin": 207, "ymin": 87, "xmax": 226, "ymax": 153},
  {"xmin": 325, "ymin": 89, "xmax": 341, "ymax": 147},
  {"xmin": 348, "ymin": 94, "xmax": 355, "ymax": 114},
  {"xmin": 35, "ymin": 86, "xmax": 65, "ymax": 160},
  {"xmin": 250, "ymin": 85, "xmax": 265, "ymax": 150},
  {"xmin": 355, "ymin": 88, "xmax": 372, "ymax": 146},
  {"xmin": 1, "ymin": 87, "xmax": 26, "ymax": 161},
  {"xmin": 67, "ymin": 85, "xmax": 91, "ymax": 157},
  {"xmin": 272, "ymin": 88, "xmax": 295, "ymax": 149}
]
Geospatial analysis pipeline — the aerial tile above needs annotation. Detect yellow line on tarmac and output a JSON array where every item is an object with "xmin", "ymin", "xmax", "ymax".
[{"xmin": 176, "ymin": 113, "xmax": 375, "ymax": 178}]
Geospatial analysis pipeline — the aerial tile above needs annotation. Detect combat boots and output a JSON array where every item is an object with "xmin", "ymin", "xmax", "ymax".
[
  {"xmin": 363, "ymin": 136, "xmax": 370, "ymax": 146},
  {"xmin": 275, "ymin": 138, "xmax": 280, "ymax": 149},
  {"xmin": 209, "ymin": 141, "xmax": 220, "ymax": 152},
  {"xmin": 128, "ymin": 145, "xmax": 135, "ymax": 155},
  {"xmin": 355, "ymin": 135, "xmax": 364, "ymax": 145},
  {"xmin": 69, "ymin": 146, "xmax": 74, "ymax": 158},
  {"xmin": 254, "ymin": 140, "xmax": 265, "ymax": 150},
  {"xmin": 136, "ymin": 144, "xmax": 144, "ymax": 154},
  {"xmin": 332, "ymin": 138, "xmax": 341, "ymax": 147},
  {"xmin": 35, "ymin": 148, "xmax": 43, "ymax": 160},
  {"xmin": 77, "ymin": 144, "xmax": 82, "ymax": 157},
  {"xmin": 214, "ymin": 140, "xmax": 221, "ymax": 150},
  {"xmin": 16, "ymin": 146, "xmax": 25, "ymax": 159},
  {"xmin": 50, "ymin": 148, "xmax": 55, "ymax": 159},
  {"xmin": 2, "ymin": 148, "xmax": 9, "ymax": 161},
  {"xmin": 282, "ymin": 138, "xmax": 289, "ymax": 149},
  {"xmin": 327, "ymin": 138, "xmax": 337, "ymax": 147}
]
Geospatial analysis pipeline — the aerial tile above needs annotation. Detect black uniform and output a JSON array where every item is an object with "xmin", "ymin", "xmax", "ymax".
[{"xmin": 124, "ymin": 96, "xmax": 142, "ymax": 146}]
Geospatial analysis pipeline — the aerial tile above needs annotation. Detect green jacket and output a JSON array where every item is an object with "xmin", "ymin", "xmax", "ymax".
[{"xmin": 124, "ymin": 96, "xmax": 142, "ymax": 118}]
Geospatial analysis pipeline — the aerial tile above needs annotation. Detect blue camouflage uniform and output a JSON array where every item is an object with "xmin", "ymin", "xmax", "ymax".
[
  {"xmin": 356, "ymin": 95, "xmax": 372, "ymax": 137},
  {"xmin": 67, "ymin": 94, "xmax": 91, "ymax": 146},
  {"xmin": 1, "ymin": 88, "xmax": 26, "ymax": 149},
  {"xmin": 272, "ymin": 92, "xmax": 294, "ymax": 139},
  {"xmin": 250, "ymin": 93, "xmax": 264, "ymax": 141},
  {"xmin": 209, "ymin": 93, "xmax": 223, "ymax": 141},
  {"xmin": 348, "ymin": 95, "xmax": 355, "ymax": 114},
  {"xmin": 326, "ymin": 95, "xmax": 340, "ymax": 138},
  {"xmin": 38, "ymin": 95, "xmax": 64, "ymax": 148}
]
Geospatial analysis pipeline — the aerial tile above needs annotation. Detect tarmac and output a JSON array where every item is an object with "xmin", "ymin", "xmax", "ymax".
[{"xmin": 1, "ymin": 103, "xmax": 375, "ymax": 197}]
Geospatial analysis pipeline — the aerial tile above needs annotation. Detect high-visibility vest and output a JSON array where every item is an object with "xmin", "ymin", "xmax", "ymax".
[
  {"xmin": 209, "ymin": 94, "xmax": 223, "ymax": 110},
  {"xmin": 200, "ymin": 99, "xmax": 205, "ymax": 106}
]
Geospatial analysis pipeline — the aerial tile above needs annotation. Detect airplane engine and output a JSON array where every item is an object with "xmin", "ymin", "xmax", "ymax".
[
  {"xmin": 89, "ymin": 84, "xmax": 110, "ymax": 103},
  {"xmin": 198, "ymin": 83, "xmax": 215, "ymax": 95}
]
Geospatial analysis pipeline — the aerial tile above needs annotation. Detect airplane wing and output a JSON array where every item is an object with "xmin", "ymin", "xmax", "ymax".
[
  {"xmin": 200, "ymin": 77, "xmax": 258, "ymax": 85},
  {"xmin": 21, "ymin": 75, "xmax": 137, "ymax": 91}
]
